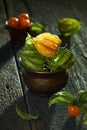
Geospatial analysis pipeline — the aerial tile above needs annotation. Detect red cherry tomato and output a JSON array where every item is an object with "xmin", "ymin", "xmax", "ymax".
[
  {"xmin": 20, "ymin": 19, "xmax": 31, "ymax": 28},
  {"xmin": 8, "ymin": 17, "xmax": 19, "ymax": 28},
  {"xmin": 18, "ymin": 13, "xmax": 29, "ymax": 22},
  {"xmin": 68, "ymin": 106, "xmax": 81, "ymax": 117}
]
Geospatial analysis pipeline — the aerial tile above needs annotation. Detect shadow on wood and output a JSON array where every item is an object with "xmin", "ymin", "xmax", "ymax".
[
  {"xmin": 0, "ymin": 96, "xmax": 31, "ymax": 130},
  {"xmin": 0, "ymin": 41, "xmax": 13, "ymax": 68}
]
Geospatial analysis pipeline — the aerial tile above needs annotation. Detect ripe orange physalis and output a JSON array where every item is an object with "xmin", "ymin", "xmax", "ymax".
[
  {"xmin": 8, "ymin": 17, "xmax": 19, "ymax": 28},
  {"xmin": 18, "ymin": 13, "xmax": 29, "ymax": 22},
  {"xmin": 67, "ymin": 106, "xmax": 81, "ymax": 117},
  {"xmin": 19, "ymin": 19, "xmax": 31, "ymax": 28}
]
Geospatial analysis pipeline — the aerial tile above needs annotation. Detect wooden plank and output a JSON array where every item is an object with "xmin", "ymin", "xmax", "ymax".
[
  {"xmin": 5, "ymin": 0, "xmax": 31, "ymax": 18},
  {"xmin": 0, "ymin": 0, "xmax": 7, "ymax": 28},
  {"xmin": 0, "ymin": 1, "xmax": 31, "ymax": 130},
  {"xmin": 5, "ymin": 0, "xmax": 41, "ymax": 129},
  {"xmin": 5, "ymin": 0, "xmax": 50, "ymax": 129},
  {"xmin": 64, "ymin": 0, "xmax": 87, "ymax": 91}
]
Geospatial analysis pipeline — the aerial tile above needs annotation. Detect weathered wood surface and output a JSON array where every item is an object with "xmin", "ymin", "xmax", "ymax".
[
  {"xmin": 0, "ymin": 0, "xmax": 87, "ymax": 130},
  {"xmin": 0, "ymin": 1, "xmax": 31, "ymax": 130}
]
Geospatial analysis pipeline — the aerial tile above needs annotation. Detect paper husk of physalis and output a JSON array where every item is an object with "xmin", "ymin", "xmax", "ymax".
[
  {"xmin": 32, "ymin": 32, "xmax": 62, "ymax": 58},
  {"xmin": 58, "ymin": 18, "xmax": 81, "ymax": 37}
]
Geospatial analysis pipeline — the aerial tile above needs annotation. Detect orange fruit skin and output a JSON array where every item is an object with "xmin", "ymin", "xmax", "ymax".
[
  {"xmin": 18, "ymin": 13, "xmax": 29, "ymax": 22},
  {"xmin": 68, "ymin": 106, "xmax": 81, "ymax": 117},
  {"xmin": 8, "ymin": 17, "xmax": 19, "ymax": 28},
  {"xmin": 19, "ymin": 19, "xmax": 31, "ymax": 28}
]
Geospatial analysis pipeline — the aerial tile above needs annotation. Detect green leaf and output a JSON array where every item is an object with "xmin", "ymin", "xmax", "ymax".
[
  {"xmin": 50, "ymin": 48, "xmax": 76, "ymax": 71},
  {"xmin": 16, "ymin": 105, "xmax": 39, "ymax": 120},
  {"xmin": 25, "ymin": 34, "xmax": 36, "ymax": 51},
  {"xmin": 50, "ymin": 91, "xmax": 75, "ymax": 101},
  {"xmin": 77, "ymin": 90, "xmax": 85, "ymax": 97},
  {"xmin": 83, "ymin": 113, "xmax": 87, "ymax": 125},
  {"xmin": 48, "ymin": 91, "xmax": 75, "ymax": 108},
  {"xmin": 19, "ymin": 50, "xmax": 38, "ymax": 58},
  {"xmin": 49, "ymin": 96, "xmax": 72, "ymax": 108},
  {"xmin": 77, "ymin": 90, "xmax": 87, "ymax": 103},
  {"xmin": 30, "ymin": 22, "xmax": 44, "ymax": 32}
]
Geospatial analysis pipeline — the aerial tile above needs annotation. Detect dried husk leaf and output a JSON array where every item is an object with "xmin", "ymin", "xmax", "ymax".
[{"xmin": 32, "ymin": 33, "xmax": 62, "ymax": 57}]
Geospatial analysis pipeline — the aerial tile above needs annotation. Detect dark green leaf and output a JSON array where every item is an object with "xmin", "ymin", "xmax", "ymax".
[
  {"xmin": 77, "ymin": 90, "xmax": 87, "ymax": 102},
  {"xmin": 50, "ymin": 48, "xmax": 76, "ymax": 71},
  {"xmin": 50, "ymin": 91, "xmax": 75, "ymax": 101},
  {"xmin": 49, "ymin": 97, "xmax": 73, "ymax": 108},
  {"xmin": 83, "ymin": 113, "xmax": 87, "ymax": 125},
  {"xmin": 58, "ymin": 18, "xmax": 81, "ymax": 36},
  {"xmin": 48, "ymin": 91, "xmax": 75, "ymax": 108},
  {"xmin": 30, "ymin": 22, "xmax": 44, "ymax": 32},
  {"xmin": 16, "ymin": 105, "xmax": 39, "ymax": 120}
]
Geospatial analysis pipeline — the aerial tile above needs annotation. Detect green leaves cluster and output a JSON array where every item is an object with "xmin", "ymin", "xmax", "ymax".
[
  {"xmin": 48, "ymin": 91, "xmax": 75, "ymax": 107},
  {"xmin": 30, "ymin": 22, "xmax": 44, "ymax": 32},
  {"xmin": 29, "ymin": 18, "xmax": 81, "ymax": 37},
  {"xmin": 19, "ymin": 34, "xmax": 76, "ymax": 72},
  {"xmin": 29, "ymin": 22, "xmax": 45, "ymax": 37},
  {"xmin": 49, "ymin": 47, "xmax": 76, "ymax": 71},
  {"xmin": 19, "ymin": 34, "xmax": 46, "ymax": 71},
  {"xmin": 16, "ymin": 90, "xmax": 87, "ymax": 125},
  {"xmin": 49, "ymin": 90, "xmax": 87, "ymax": 125}
]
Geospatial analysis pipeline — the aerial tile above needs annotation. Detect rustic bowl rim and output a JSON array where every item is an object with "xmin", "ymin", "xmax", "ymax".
[{"xmin": 22, "ymin": 65, "xmax": 68, "ymax": 75}]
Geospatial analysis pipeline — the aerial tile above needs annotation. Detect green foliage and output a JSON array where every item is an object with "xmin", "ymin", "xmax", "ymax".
[
  {"xmin": 49, "ymin": 90, "xmax": 87, "ymax": 125},
  {"xmin": 19, "ymin": 34, "xmax": 76, "ymax": 72},
  {"xmin": 16, "ymin": 105, "xmax": 39, "ymax": 120},
  {"xmin": 58, "ymin": 18, "xmax": 81, "ymax": 36},
  {"xmin": 49, "ymin": 48, "xmax": 76, "ymax": 71},
  {"xmin": 30, "ymin": 22, "xmax": 44, "ymax": 32},
  {"xmin": 49, "ymin": 91, "xmax": 75, "ymax": 107}
]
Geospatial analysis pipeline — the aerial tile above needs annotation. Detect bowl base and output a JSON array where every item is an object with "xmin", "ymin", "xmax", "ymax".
[{"xmin": 23, "ymin": 69, "xmax": 69, "ymax": 96}]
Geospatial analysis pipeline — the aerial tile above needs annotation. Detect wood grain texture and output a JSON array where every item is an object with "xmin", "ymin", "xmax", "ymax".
[
  {"xmin": 0, "ymin": 1, "xmax": 31, "ymax": 130},
  {"xmin": 0, "ymin": 0, "xmax": 87, "ymax": 130}
]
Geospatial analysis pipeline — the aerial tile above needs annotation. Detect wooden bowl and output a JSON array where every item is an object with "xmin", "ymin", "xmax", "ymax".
[
  {"xmin": 22, "ymin": 67, "xmax": 69, "ymax": 96},
  {"xmin": 7, "ymin": 26, "xmax": 29, "ymax": 45},
  {"xmin": 5, "ymin": 21, "xmax": 29, "ymax": 45}
]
